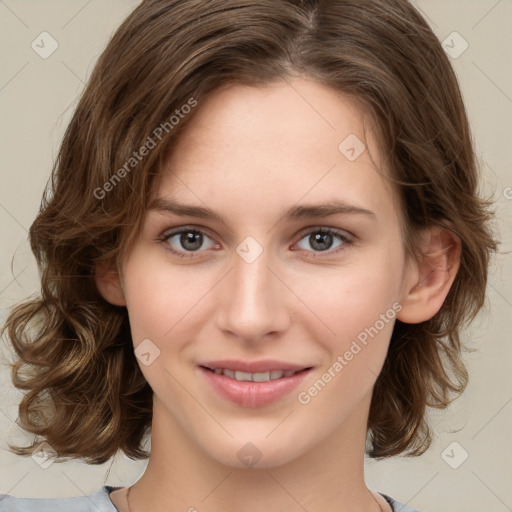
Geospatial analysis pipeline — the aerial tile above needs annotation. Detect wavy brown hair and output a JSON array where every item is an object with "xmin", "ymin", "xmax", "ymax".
[{"xmin": 2, "ymin": 0, "xmax": 498, "ymax": 464}]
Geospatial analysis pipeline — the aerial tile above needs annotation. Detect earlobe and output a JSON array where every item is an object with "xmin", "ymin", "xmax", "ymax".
[
  {"xmin": 94, "ymin": 263, "xmax": 127, "ymax": 306},
  {"xmin": 397, "ymin": 226, "xmax": 461, "ymax": 324}
]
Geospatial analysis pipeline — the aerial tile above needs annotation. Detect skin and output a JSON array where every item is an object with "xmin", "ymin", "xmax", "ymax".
[{"xmin": 97, "ymin": 77, "xmax": 460, "ymax": 512}]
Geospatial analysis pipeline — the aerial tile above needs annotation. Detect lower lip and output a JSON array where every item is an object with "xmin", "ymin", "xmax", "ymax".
[{"xmin": 199, "ymin": 366, "xmax": 312, "ymax": 407}]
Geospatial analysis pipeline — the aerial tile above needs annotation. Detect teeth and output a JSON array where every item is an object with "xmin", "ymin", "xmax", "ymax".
[
  {"xmin": 212, "ymin": 368, "xmax": 300, "ymax": 381},
  {"xmin": 235, "ymin": 371, "xmax": 253, "ymax": 381},
  {"xmin": 252, "ymin": 371, "xmax": 270, "ymax": 382}
]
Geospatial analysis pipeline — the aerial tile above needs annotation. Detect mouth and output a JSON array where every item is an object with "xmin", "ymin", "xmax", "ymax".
[
  {"xmin": 198, "ymin": 360, "xmax": 313, "ymax": 407},
  {"xmin": 199, "ymin": 366, "xmax": 311, "ymax": 382}
]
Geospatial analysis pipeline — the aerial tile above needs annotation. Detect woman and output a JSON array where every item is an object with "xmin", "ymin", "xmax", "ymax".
[{"xmin": 0, "ymin": 0, "xmax": 498, "ymax": 510}]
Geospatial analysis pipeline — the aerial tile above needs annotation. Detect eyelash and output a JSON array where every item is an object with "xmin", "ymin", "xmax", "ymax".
[{"xmin": 158, "ymin": 225, "xmax": 353, "ymax": 260}]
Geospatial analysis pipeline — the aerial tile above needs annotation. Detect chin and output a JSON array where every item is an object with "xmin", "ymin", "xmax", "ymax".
[{"xmin": 203, "ymin": 435, "xmax": 309, "ymax": 470}]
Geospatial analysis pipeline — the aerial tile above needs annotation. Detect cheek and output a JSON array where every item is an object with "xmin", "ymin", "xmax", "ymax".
[
  {"xmin": 122, "ymin": 251, "xmax": 215, "ymax": 346},
  {"xmin": 291, "ymin": 249, "xmax": 402, "ymax": 398},
  {"xmin": 296, "ymin": 252, "xmax": 402, "ymax": 338},
  {"xmin": 295, "ymin": 270, "xmax": 398, "ymax": 416}
]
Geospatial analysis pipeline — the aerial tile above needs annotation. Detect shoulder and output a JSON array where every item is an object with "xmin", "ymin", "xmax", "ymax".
[
  {"xmin": 0, "ymin": 485, "xmax": 120, "ymax": 512},
  {"xmin": 381, "ymin": 493, "xmax": 424, "ymax": 512},
  {"xmin": 0, "ymin": 487, "xmax": 424, "ymax": 512}
]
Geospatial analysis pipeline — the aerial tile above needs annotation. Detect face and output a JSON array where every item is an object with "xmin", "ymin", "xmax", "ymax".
[{"xmin": 113, "ymin": 78, "xmax": 415, "ymax": 468}]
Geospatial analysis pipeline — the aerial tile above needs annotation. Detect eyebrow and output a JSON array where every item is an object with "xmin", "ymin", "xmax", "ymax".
[{"xmin": 148, "ymin": 198, "xmax": 376, "ymax": 223}]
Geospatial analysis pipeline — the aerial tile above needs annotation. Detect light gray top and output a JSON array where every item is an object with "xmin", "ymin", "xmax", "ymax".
[{"xmin": 0, "ymin": 485, "xmax": 422, "ymax": 511}]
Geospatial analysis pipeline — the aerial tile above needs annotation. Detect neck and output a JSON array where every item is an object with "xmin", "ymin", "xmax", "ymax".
[{"xmin": 125, "ymin": 394, "xmax": 381, "ymax": 512}]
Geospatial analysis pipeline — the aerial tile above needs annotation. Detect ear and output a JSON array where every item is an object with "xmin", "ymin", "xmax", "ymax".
[
  {"xmin": 397, "ymin": 225, "xmax": 461, "ymax": 324},
  {"xmin": 94, "ymin": 262, "xmax": 126, "ymax": 306}
]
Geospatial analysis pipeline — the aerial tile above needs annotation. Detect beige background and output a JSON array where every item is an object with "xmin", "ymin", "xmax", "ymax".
[{"xmin": 0, "ymin": 1, "xmax": 511, "ymax": 511}]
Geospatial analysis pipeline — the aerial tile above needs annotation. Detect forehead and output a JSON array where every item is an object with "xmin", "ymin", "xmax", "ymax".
[
  {"xmin": 153, "ymin": 79, "xmax": 399, "ymax": 228},
  {"xmin": 167, "ymin": 79, "xmax": 376, "ymax": 165}
]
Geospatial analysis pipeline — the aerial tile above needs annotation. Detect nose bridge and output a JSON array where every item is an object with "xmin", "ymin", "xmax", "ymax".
[{"xmin": 215, "ymin": 243, "xmax": 288, "ymax": 341}]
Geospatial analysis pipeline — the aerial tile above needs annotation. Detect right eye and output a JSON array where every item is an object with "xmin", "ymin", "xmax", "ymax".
[{"xmin": 160, "ymin": 227, "xmax": 220, "ymax": 258}]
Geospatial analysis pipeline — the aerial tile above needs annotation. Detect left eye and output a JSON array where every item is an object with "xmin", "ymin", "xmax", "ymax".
[{"xmin": 294, "ymin": 228, "xmax": 350, "ymax": 253}]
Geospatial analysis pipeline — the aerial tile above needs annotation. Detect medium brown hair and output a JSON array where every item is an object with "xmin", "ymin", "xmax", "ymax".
[{"xmin": 2, "ymin": 0, "xmax": 498, "ymax": 464}]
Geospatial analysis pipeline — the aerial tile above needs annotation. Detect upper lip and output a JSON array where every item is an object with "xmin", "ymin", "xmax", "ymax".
[{"xmin": 199, "ymin": 359, "xmax": 312, "ymax": 373}]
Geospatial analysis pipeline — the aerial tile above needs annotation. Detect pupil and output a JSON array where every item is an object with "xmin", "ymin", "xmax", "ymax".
[
  {"xmin": 311, "ymin": 232, "xmax": 332, "ymax": 251},
  {"xmin": 181, "ymin": 231, "xmax": 202, "ymax": 250}
]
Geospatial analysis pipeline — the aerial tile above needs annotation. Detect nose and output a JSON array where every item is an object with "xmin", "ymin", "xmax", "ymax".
[{"xmin": 214, "ymin": 245, "xmax": 290, "ymax": 343}]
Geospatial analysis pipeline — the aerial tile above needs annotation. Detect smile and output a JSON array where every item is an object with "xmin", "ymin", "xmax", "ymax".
[
  {"xmin": 207, "ymin": 368, "xmax": 301, "ymax": 381},
  {"xmin": 198, "ymin": 360, "xmax": 313, "ymax": 407}
]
